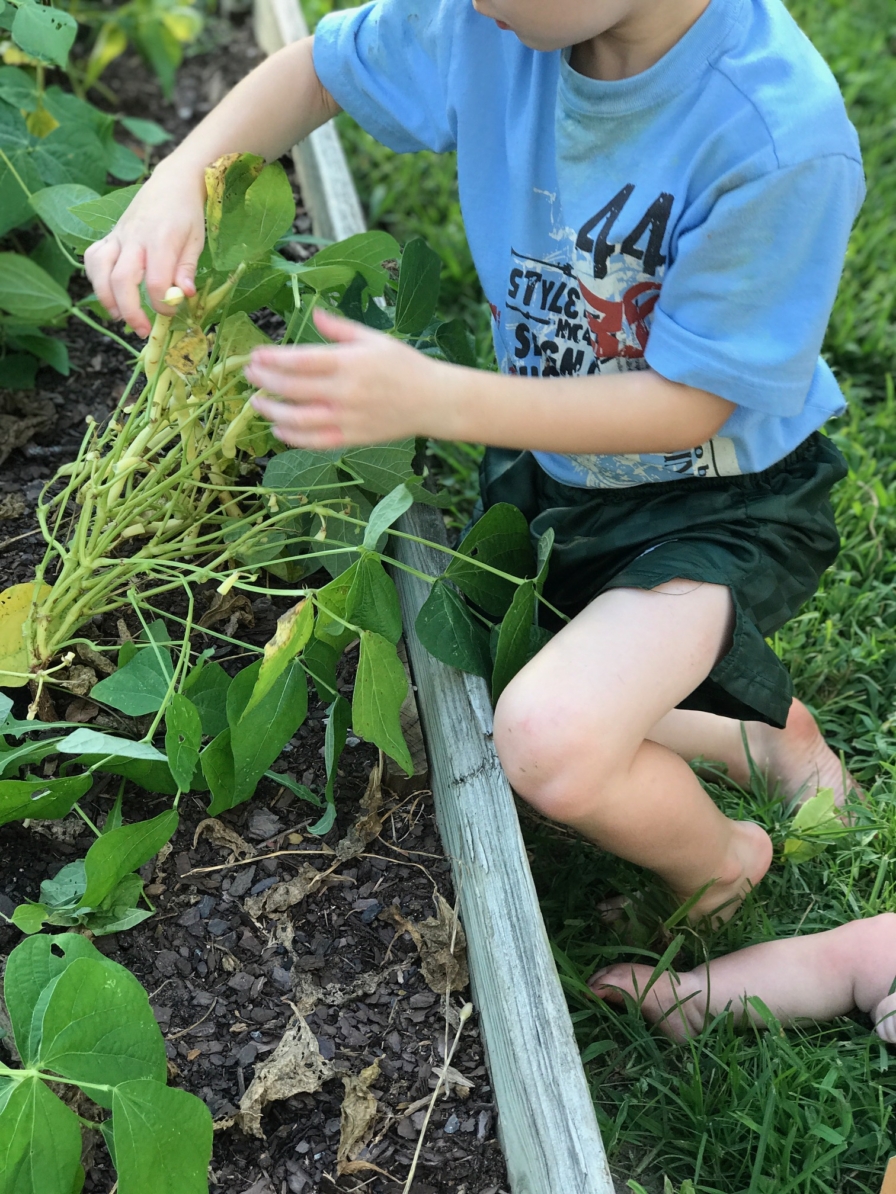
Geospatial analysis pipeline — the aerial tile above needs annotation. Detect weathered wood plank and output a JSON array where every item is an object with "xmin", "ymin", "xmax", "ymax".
[
  {"xmin": 251, "ymin": 0, "xmax": 616, "ymax": 1188},
  {"xmin": 252, "ymin": 0, "xmax": 365, "ymax": 243},
  {"xmin": 393, "ymin": 507, "xmax": 616, "ymax": 1194}
]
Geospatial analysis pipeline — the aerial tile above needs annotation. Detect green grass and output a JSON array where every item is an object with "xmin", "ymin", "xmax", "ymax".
[{"xmin": 303, "ymin": 2, "xmax": 896, "ymax": 1187}]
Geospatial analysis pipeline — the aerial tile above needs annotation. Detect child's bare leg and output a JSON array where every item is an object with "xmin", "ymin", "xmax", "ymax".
[
  {"xmin": 493, "ymin": 580, "xmax": 773, "ymax": 924},
  {"xmin": 647, "ymin": 703, "xmax": 858, "ymax": 808},
  {"xmin": 590, "ymin": 913, "xmax": 896, "ymax": 1042}
]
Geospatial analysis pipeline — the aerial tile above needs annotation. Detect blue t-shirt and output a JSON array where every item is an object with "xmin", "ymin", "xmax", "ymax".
[{"xmin": 315, "ymin": 0, "xmax": 865, "ymax": 488}]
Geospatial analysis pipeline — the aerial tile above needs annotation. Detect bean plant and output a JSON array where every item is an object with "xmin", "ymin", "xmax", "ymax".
[
  {"xmin": 0, "ymin": 152, "xmax": 559, "ymax": 1187},
  {"xmin": 0, "ymin": 932, "xmax": 213, "ymax": 1194}
]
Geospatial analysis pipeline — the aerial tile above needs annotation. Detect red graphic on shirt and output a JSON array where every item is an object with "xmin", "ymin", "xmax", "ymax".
[{"xmin": 578, "ymin": 278, "xmax": 662, "ymax": 360}]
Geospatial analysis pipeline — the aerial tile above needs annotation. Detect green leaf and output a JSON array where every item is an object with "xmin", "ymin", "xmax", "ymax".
[
  {"xmin": 0, "ymin": 773, "xmax": 90, "ymax": 827},
  {"xmin": 30, "ymin": 184, "xmax": 100, "ymax": 253},
  {"xmin": 57, "ymin": 729, "xmax": 168, "ymax": 763},
  {"xmin": 264, "ymin": 447, "xmax": 341, "ymax": 500},
  {"xmin": 0, "ymin": 1077, "xmax": 83, "ymax": 1194},
  {"xmin": 118, "ymin": 116, "xmax": 171, "ymax": 146},
  {"xmin": 12, "ymin": 902, "xmax": 52, "ymax": 935},
  {"xmin": 363, "ymin": 483, "xmax": 414, "ymax": 551},
  {"xmin": 394, "ymin": 238, "xmax": 441, "ymax": 336},
  {"xmin": 416, "ymin": 580, "xmax": 492, "ymax": 679},
  {"xmin": 182, "ymin": 658, "xmax": 231, "ymax": 738},
  {"xmin": 230, "ymin": 660, "xmax": 308, "ymax": 803},
  {"xmin": 435, "ymin": 318, "xmax": 477, "ymax": 367},
  {"xmin": 79, "ymin": 810, "xmax": 178, "ymax": 910},
  {"xmin": 279, "ymin": 230, "xmax": 400, "ymax": 297},
  {"xmin": 215, "ymin": 308, "xmax": 272, "ymax": 357},
  {"xmin": 0, "ymin": 252, "xmax": 72, "ymax": 323},
  {"xmin": 783, "ymin": 788, "xmax": 843, "ymax": 862},
  {"xmin": 245, "ymin": 599, "xmax": 314, "ymax": 717},
  {"xmin": 535, "ymin": 527, "xmax": 555, "ymax": 595},
  {"xmin": 164, "ymin": 694, "xmax": 202, "ymax": 791},
  {"xmin": 324, "ymin": 693, "xmax": 352, "ymax": 807},
  {"xmin": 40, "ymin": 860, "xmax": 86, "ymax": 908},
  {"xmin": 69, "ymin": 184, "xmax": 141, "ymax": 237},
  {"xmin": 446, "ymin": 503, "xmax": 535, "ymax": 617},
  {"xmin": 30, "ymin": 235, "xmax": 75, "ymax": 288},
  {"xmin": 104, "ymin": 139, "xmax": 145, "ymax": 183},
  {"xmin": 491, "ymin": 581, "xmax": 537, "ymax": 702},
  {"xmin": 352, "ymin": 631, "xmax": 412, "ymax": 775},
  {"xmin": 9, "ymin": 327, "xmax": 69, "ymax": 375},
  {"xmin": 346, "ymin": 554, "xmax": 402, "ymax": 644},
  {"xmin": 339, "ymin": 439, "xmax": 416, "ymax": 495},
  {"xmin": 11, "ymin": 3, "xmax": 77, "ymax": 69},
  {"xmin": 90, "ymin": 645, "xmax": 173, "ymax": 716},
  {"xmin": 0, "ymin": 101, "xmax": 41, "ymax": 237},
  {"xmin": 37, "ymin": 956, "xmax": 167, "ymax": 1107},
  {"xmin": 302, "ymin": 636, "xmax": 339, "ymax": 704},
  {"xmin": 206, "ymin": 155, "xmax": 296, "ymax": 272},
  {"xmin": 112, "ymin": 1079, "xmax": 213, "ymax": 1194},
  {"xmin": 314, "ymin": 563, "xmax": 360, "ymax": 654},
  {"xmin": 4, "ymin": 932, "xmax": 102, "ymax": 1064},
  {"xmin": 200, "ymin": 728, "xmax": 235, "ymax": 814},
  {"xmin": 0, "ymin": 66, "xmax": 37, "ymax": 112},
  {"xmin": 82, "ymin": 758, "xmax": 178, "ymax": 797},
  {"xmin": 225, "ymin": 262, "xmax": 287, "ymax": 318}
]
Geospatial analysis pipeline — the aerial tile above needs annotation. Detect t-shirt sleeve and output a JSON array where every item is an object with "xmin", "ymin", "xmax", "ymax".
[
  {"xmin": 645, "ymin": 154, "xmax": 866, "ymax": 416},
  {"xmin": 313, "ymin": 0, "xmax": 458, "ymax": 155}
]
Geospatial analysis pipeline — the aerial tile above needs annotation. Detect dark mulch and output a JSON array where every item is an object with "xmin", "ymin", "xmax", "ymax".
[{"xmin": 0, "ymin": 17, "xmax": 509, "ymax": 1194}]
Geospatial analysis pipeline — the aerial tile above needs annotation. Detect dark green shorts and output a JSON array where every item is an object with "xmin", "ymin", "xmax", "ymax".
[{"xmin": 478, "ymin": 433, "xmax": 848, "ymax": 729}]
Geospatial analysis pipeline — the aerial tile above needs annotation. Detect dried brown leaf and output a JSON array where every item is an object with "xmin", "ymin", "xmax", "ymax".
[
  {"xmin": 230, "ymin": 1017, "xmax": 334, "ymax": 1138},
  {"xmin": 63, "ymin": 698, "xmax": 99, "ymax": 724},
  {"xmin": 335, "ymin": 759, "xmax": 385, "ymax": 861},
  {"xmin": 165, "ymin": 326, "xmax": 209, "ymax": 378},
  {"xmin": 74, "ymin": 642, "xmax": 116, "ymax": 676},
  {"xmin": 193, "ymin": 818, "xmax": 256, "ymax": 862},
  {"xmin": 59, "ymin": 665, "xmax": 97, "ymax": 697},
  {"xmin": 199, "ymin": 590, "xmax": 254, "ymax": 631},
  {"xmin": 244, "ymin": 863, "xmax": 324, "ymax": 918},
  {"xmin": 0, "ymin": 493, "xmax": 25, "ymax": 520},
  {"xmin": 337, "ymin": 1060, "xmax": 381, "ymax": 1172},
  {"xmin": 383, "ymin": 895, "xmax": 468, "ymax": 996}
]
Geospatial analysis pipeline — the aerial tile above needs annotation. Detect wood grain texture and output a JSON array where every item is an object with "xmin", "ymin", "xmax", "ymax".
[
  {"xmin": 393, "ymin": 507, "xmax": 616, "ymax": 1194},
  {"xmin": 252, "ymin": 0, "xmax": 616, "ymax": 1186}
]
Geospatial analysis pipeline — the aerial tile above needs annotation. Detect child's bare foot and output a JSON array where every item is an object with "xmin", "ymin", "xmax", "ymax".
[
  {"xmin": 748, "ymin": 699, "xmax": 860, "ymax": 809},
  {"xmin": 590, "ymin": 914, "xmax": 896, "ymax": 1043},
  {"xmin": 590, "ymin": 963, "xmax": 701, "ymax": 1042},
  {"xmin": 680, "ymin": 819, "xmax": 773, "ymax": 925}
]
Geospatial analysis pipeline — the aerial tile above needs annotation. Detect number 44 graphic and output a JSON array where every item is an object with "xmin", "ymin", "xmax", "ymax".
[{"xmin": 576, "ymin": 184, "xmax": 674, "ymax": 280}]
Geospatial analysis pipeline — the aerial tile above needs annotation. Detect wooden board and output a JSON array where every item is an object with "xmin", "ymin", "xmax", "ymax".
[{"xmin": 253, "ymin": 1, "xmax": 616, "ymax": 1188}]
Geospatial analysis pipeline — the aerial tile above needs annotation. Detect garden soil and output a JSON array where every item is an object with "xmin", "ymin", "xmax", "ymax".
[{"xmin": 0, "ymin": 18, "xmax": 510, "ymax": 1194}]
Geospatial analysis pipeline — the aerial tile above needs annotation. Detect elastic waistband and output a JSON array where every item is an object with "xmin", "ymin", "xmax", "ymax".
[{"xmin": 537, "ymin": 433, "xmax": 843, "ymax": 506}]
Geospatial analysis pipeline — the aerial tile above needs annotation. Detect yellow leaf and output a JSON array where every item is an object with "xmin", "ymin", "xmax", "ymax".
[
  {"xmin": 0, "ymin": 583, "xmax": 51, "ymax": 688},
  {"xmin": 25, "ymin": 105, "xmax": 60, "ymax": 139},
  {"xmin": 165, "ymin": 325, "xmax": 208, "ymax": 378},
  {"xmin": 161, "ymin": 8, "xmax": 202, "ymax": 44},
  {"xmin": 783, "ymin": 788, "xmax": 841, "ymax": 864},
  {"xmin": 204, "ymin": 153, "xmax": 242, "ymax": 246},
  {"xmin": 242, "ymin": 599, "xmax": 314, "ymax": 718},
  {"xmin": 85, "ymin": 23, "xmax": 127, "ymax": 88},
  {"xmin": 1, "ymin": 42, "xmax": 41, "ymax": 67}
]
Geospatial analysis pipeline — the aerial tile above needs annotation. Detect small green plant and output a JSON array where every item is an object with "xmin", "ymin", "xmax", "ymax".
[
  {"xmin": 0, "ymin": 0, "xmax": 172, "ymax": 386},
  {"xmin": 0, "ymin": 931, "xmax": 213, "ymax": 1194}
]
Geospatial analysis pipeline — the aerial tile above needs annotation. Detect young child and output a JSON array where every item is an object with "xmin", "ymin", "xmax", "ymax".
[
  {"xmin": 85, "ymin": 0, "xmax": 866, "ymax": 925},
  {"xmin": 590, "ymin": 914, "xmax": 896, "ymax": 1043}
]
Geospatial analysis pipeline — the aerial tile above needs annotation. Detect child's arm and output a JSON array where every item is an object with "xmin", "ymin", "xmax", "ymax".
[
  {"xmin": 246, "ymin": 308, "xmax": 736, "ymax": 454},
  {"xmin": 84, "ymin": 37, "xmax": 339, "ymax": 339}
]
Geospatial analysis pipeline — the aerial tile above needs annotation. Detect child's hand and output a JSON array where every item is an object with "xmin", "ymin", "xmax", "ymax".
[
  {"xmin": 84, "ymin": 164, "xmax": 207, "ymax": 339},
  {"xmin": 246, "ymin": 308, "xmax": 450, "ymax": 450}
]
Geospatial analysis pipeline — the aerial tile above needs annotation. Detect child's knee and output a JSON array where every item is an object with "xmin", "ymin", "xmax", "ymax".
[{"xmin": 493, "ymin": 672, "xmax": 621, "ymax": 821}]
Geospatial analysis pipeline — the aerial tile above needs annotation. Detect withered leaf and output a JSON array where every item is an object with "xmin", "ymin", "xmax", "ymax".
[
  {"xmin": 335, "ymin": 759, "xmax": 385, "ymax": 861},
  {"xmin": 193, "ymin": 817, "xmax": 256, "ymax": 862},
  {"xmin": 383, "ymin": 894, "xmax": 468, "ymax": 996},
  {"xmin": 337, "ymin": 1060, "xmax": 380, "ymax": 1173},
  {"xmin": 199, "ymin": 589, "xmax": 254, "ymax": 631},
  {"xmin": 226, "ymin": 1016, "xmax": 333, "ymax": 1138}
]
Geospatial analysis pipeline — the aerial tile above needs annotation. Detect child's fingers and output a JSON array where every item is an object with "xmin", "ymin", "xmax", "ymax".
[
  {"xmin": 110, "ymin": 245, "xmax": 151, "ymax": 337},
  {"xmin": 84, "ymin": 236, "xmax": 123, "ymax": 318},
  {"xmin": 313, "ymin": 306, "xmax": 370, "ymax": 342},
  {"xmin": 247, "ymin": 346, "xmax": 340, "ymax": 382},
  {"xmin": 145, "ymin": 245, "xmax": 183, "ymax": 313},
  {"xmin": 251, "ymin": 394, "xmax": 335, "ymax": 429},
  {"xmin": 175, "ymin": 228, "xmax": 204, "ymax": 297}
]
